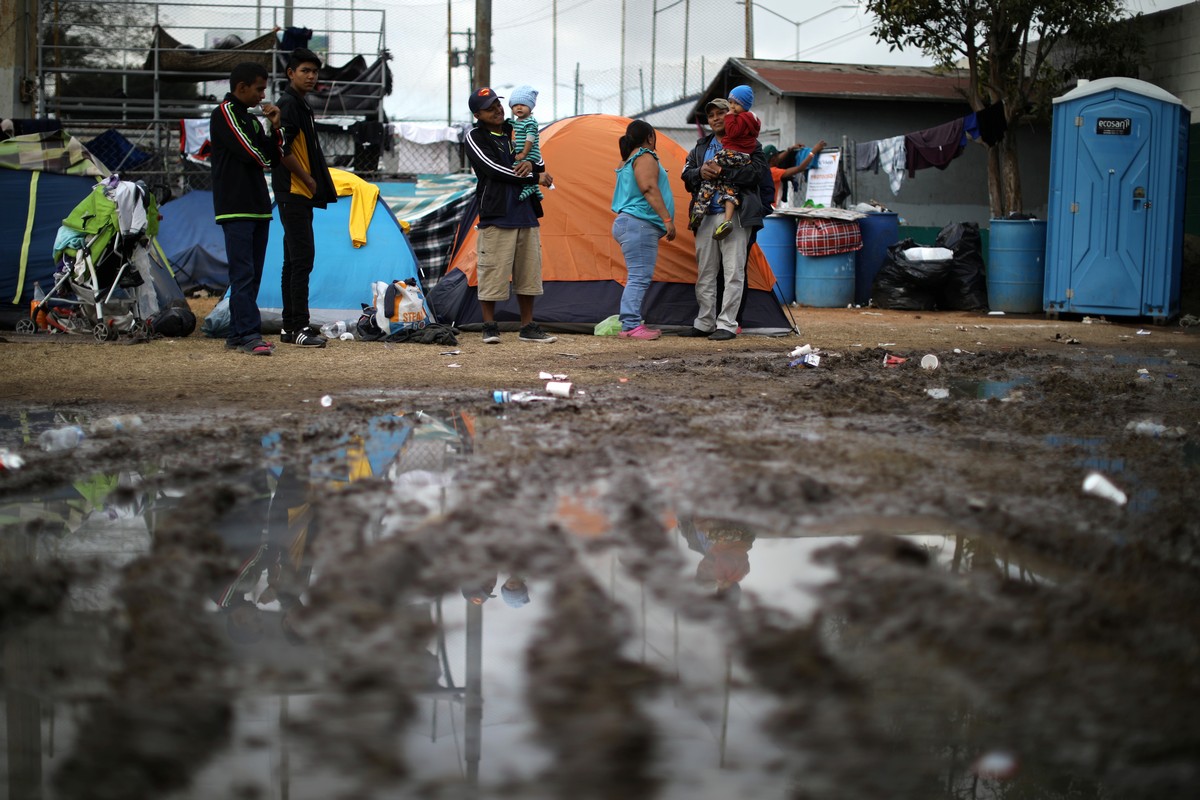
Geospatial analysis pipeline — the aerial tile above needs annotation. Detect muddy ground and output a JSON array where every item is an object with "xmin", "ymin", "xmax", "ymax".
[{"xmin": 2, "ymin": 305, "xmax": 1199, "ymax": 800}]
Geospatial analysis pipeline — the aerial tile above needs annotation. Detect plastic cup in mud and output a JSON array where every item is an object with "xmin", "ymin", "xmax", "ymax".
[
  {"xmin": 546, "ymin": 380, "xmax": 573, "ymax": 398},
  {"xmin": 1082, "ymin": 471, "xmax": 1127, "ymax": 506},
  {"xmin": 920, "ymin": 354, "xmax": 940, "ymax": 370},
  {"xmin": 883, "ymin": 354, "xmax": 907, "ymax": 367}
]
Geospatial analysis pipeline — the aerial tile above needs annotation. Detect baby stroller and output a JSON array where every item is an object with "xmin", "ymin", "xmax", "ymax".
[{"xmin": 21, "ymin": 178, "xmax": 164, "ymax": 341}]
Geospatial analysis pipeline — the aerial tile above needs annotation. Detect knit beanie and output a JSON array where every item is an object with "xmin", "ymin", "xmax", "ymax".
[
  {"xmin": 728, "ymin": 85, "xmax": 754, "ymax": 111},
  {"xmin": 509, "ymin": 85, "xmax": 538, "ymax": 110}
]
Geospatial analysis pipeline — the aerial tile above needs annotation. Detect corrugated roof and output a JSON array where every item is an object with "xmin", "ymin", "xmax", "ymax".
[{"xmin": 737, "ymin": 58, "xmax": 970, "ymax": 102}]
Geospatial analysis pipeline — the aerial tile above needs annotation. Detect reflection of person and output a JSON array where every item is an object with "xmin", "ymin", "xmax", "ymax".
[
  {"xmin": 509, "ymin": 85, "xmax": 544, "ymax": 203},
  {"xmin": 681, "ymin": 519, "xmax": 755, "ymax": 596},
  {"xmin": 680, "ymin": 97, "xmax": 767, "ymax": 340},
  {"xmin": 765, "ymin": 141, "xmax": 825, "ymax": 206},
  {"xmin": 209, "ymin": 62, "xmax": 282, "ymax": 356},
  {"xmin": 272, "ymin": 47, "xmax": 337, "ymax": 349},
  {"xmin": 501, "ymin": 576, "xmax": 531, "ymax": 608},
  {"xmin": 462, "ymin": 574, "xmax": 498, "ymax": 605},
  {"xmin": 464, "ymin": 86, "xmax": 557, "ymax": 345},
  {"xmin": 687, "ymin": 85, "xmax": 761, "ymax": 241},
  {"xmin": 610, "ymin": 120, "xmax": 676, "ymax": 341}
]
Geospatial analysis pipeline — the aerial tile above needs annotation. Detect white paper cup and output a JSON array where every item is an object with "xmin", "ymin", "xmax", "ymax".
[
  {"xmin": 920, "ymin": 354, "xmax": 940, "ymax": 370},
  {"xmin": 546, "ymin": 381, "xmax": 573, "ymax": 398}
]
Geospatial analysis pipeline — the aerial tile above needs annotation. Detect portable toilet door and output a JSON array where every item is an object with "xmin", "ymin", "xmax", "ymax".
[{"xmin": 1044, "ymin": 77, "xmax": 1190, "ymax": 323}]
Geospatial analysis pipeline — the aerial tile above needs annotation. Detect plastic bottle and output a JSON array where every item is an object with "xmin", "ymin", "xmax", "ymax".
[
  {"xmin": 320, "ymin": 320, "xmax": 348, "ymax": 338},
  {"xmin": 493, "ymin": 390, "xmax": 552, "ymax": 403},
  {"xmin": 39, "ymin": 425, "xmax": 86, "ymax": 452},
  {"xmin": 89, "ymin": 414, "xmax": 144, "ymax": 436}
]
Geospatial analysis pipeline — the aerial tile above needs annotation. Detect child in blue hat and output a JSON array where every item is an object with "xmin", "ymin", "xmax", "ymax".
[
  {"xmin": 688, "ymin": 84, "xmax": 761, "ymax": 240},
  {"xmin": 509, "ymin": 85, "xmax": 544, "ymax": 202}
]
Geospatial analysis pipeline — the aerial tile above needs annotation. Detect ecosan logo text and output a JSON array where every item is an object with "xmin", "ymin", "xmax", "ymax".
[{"xmin": 1096, "ymin": 118, "xmax": 1132, "ymax": 135}]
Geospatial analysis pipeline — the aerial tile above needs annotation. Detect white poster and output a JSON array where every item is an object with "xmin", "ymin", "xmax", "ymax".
[{"xmin": 804, "ymin": 148, "xmax": 841, "ymax": 207}]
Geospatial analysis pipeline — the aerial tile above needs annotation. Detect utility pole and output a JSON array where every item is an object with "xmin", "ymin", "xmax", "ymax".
[
  {"xmin": 447, "ymin": 1, "xmax": 452, "ymax": 125},
  {"xmin": 619, "ymin": 0, "xmax": 626, "ymax": 116},
  {"xmin": 474, "ymin": 0, "xmax": 491, "ymax": 90},
  {"xmin": 743, "ymin": 0, "xmax": 753, "ymax": 58}
]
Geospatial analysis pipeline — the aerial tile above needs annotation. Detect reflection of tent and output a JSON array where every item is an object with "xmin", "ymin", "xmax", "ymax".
[
  {"xmin": 258, "ymin": 171, "xmax": 426, "ymax": 324},
  {"xmin": 0, "ymin": 131, "xmax": 106, "ymax": 328},
  {"xmin": 157, "ymin": 189, "xmax": 228, "ymax": 293},
  {"xmin": 427, "ymin": 114, "xmax": 791, "ymax": 334}
]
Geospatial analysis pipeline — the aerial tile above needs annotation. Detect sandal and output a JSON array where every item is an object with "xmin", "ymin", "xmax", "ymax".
[{"xmin": 238, "ymin": 339, "xmax": 273, "ymax": 356}]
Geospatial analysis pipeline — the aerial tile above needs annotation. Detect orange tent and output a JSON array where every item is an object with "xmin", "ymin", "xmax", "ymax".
[{"xmin": 427, "ymin": 114, "xmax": 792, "ymax": 333}]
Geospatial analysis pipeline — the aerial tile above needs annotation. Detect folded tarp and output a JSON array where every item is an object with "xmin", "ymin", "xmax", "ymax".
[{"xmin": 146, "ymin": 26, "xmax": 277, "ymax": 77}]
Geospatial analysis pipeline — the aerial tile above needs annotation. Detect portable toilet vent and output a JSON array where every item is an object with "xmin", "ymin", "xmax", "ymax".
[{"xmin": 1044, "ymin": 78, "xmax": 1190, "ymax": 322}]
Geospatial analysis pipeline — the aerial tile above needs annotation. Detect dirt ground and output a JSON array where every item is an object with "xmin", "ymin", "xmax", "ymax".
[{"xmin": 2, "ymin": 303, "xmax": 1199, "ymax": 799}]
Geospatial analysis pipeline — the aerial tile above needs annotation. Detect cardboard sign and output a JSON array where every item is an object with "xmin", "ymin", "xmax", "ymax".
[{"xmin": 804, "ymin": 148, "xmax": 841, "ymax": 207}]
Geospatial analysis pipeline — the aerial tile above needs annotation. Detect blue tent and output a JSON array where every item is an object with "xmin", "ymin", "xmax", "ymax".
[
  {"xmin": 157, "ymin": 189, "xmax": 229, "ymax": 293},
  {"xmin": 259, "ymin": 190, "xmax": 425, "ymax": 325},
  {"xmin": 0, "ymin": 169, "xmax": 98, "ymax": 327}
]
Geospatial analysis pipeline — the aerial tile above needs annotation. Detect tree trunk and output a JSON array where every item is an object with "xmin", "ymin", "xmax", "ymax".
[
  {"xmin": 987, "ymin": 147, "xmax": 1003, "ymax": 218},
  {"xmin": 1000, "ymin": 134, "xmax": 1023, "ymax": 214}
]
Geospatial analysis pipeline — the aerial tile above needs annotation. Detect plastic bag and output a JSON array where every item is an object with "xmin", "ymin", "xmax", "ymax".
[
  {"xmin": 593, "ymin": 314, "xmax": 620, "ymax": 336},
  {"xmin": 372, "ymin": 280, "xmax": 428, "ymax": 334},
  {"xmin": 200, "ymin": 295, "xmax": 231, "ymax": 338}
]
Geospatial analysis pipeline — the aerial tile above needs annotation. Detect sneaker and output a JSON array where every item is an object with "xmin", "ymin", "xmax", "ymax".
[
  {"xmin": 712, "ymin": 220, "xmax": 733, "ymax": 240},
  {"xmin": 709, "ymin": 328, "xmax": 736, "ymax": 341},
  {"xmin": 292, "ymin": 328, "xmax": 327, "ymax": 348},
  {"xmin": 518, "ymin": 323, "xmax": 558, "ymax": 343},
  {"xmin": 482, "ymin": 322, "xmax": 501, "ymax": 344},
  {"xmin": 677, "ymin": 326, "xmax": 712, "ymax": 337},
  {"xmin": 688, "ymin": 209, "xmax": 704, "ymax": 232},
  {"xmin": 279, "ymin": 329, "xmax": 295, "ymax": 344},
  {"xmin": 238, "ymin": 339, "xmax": 273, "ymax": 356},
  {"xmin": 619, "ymin": 324, "xmax": 661, "ymax": 340}
]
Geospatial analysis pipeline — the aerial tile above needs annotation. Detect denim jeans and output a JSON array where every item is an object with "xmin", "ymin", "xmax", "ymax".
[
  {"xmin": 221, "ymin": 217, "xmax": 270, "ymax": 346},
  {"xmin": 612, "ymin": 213, "xmax": 663, "ymax": 330},
  {"xmin": 278, "ymin": 202, "xmax": 315, "ymax": 333}
]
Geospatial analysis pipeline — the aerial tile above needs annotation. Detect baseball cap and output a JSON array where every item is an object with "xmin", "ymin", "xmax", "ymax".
[
  {"xmin": 705, "ymin": 97, "xmax": 730, "ymax": 112},
  {"xmin": 469, "ymin": 87, "xmax": 504, "ymax": 114}
]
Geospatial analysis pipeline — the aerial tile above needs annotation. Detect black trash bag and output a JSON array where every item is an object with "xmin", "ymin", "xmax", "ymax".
[
  {"xmin": 871, "ymin": 238, "xmax": 951, "ymax": 311},
  {"xmin": 147, "ymin": 300, "xmax": 197, "ymax": 337},
  {"xmin": 935, "ymin": 222, "xmax": 989, "ymax": 311}
]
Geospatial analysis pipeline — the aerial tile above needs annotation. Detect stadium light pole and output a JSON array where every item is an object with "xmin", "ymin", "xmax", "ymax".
[{"xmin": 748, "ymin": 2, "xmax": 857, "ymax": 60}]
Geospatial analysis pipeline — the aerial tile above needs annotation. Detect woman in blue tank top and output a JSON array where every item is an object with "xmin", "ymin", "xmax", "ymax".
[{"xmin": 610, "ymin": 120, "xmax": 676, "ymax": 340}]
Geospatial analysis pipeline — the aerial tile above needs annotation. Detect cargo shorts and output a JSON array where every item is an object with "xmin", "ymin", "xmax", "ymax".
[{"xmin": 476, "ymin": 226, "xmax": 543, "ymax": 301}]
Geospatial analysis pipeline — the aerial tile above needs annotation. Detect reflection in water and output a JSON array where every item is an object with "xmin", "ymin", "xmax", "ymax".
[{"xmin": 0, "ymin": 409, "xmax": 1129, "ymax": 799}]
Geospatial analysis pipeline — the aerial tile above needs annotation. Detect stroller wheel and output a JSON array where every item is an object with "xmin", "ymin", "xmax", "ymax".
[
  {"xmin": 15, "ymin": 318, "xmax": 36, "ymax": 334},
  {"xmin": 93, "ymin": 322, "xmax": 117, "ymax": 342}
]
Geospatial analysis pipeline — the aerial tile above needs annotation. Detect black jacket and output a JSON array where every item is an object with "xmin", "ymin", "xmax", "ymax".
[
  {"xmin": 209, "ymin": 94, "xmax": 281, "ymax": 222},
  {"xmin": 681, "ymin": 134, "xmax": 767, "ymax": 230},
  {"xmin": 464, "ymin": 120, "xmax": 543, "ymax": 221},
  {"xmin": 271, "ymin": 85, "xmax": 338, "ymax": 208}
]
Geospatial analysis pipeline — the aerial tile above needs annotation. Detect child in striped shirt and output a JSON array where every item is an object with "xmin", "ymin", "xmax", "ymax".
[{"xmin": 509, "ymin": 85, "xmax": 544, "ymax": 202}]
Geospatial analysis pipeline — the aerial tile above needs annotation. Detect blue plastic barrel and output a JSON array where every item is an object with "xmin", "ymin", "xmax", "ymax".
[
  {"xmin": 855, "ymin": 212, "xmax": 899, "ymax": 306},
  {"xmin": 758, "ymin": 215, "xmax": 798, "ymax": 304},
  {"xmin": 987, "ymin": 219, "xmax": 1047, "ymax": 313},
  {"xmin": 795, "ymin": 251, "xmax": 855, "ymax": 307}
]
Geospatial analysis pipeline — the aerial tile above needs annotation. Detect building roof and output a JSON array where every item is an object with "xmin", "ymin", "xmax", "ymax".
[{"xmin": 687, "ymin": 58, "xmax": 971, "ymax": 122}]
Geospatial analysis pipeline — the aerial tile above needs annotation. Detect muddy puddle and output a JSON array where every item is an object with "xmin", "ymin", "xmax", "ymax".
[{"xmin": 3, "ymin": 343, "xmax": 1200, "ymax": 799}]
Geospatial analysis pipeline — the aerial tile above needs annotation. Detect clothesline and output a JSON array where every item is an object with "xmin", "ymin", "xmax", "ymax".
[{"xmin": 852, "ymin": 101, "xmax": 1006, "ymax": 196}]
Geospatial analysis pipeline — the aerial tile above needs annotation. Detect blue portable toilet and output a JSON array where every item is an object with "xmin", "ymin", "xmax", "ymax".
[{"xmin": 1044, "ymin": 78, "xmax": 1190, "ymax": 322}]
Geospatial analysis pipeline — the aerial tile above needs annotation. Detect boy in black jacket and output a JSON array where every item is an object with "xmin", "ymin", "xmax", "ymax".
[
  {"xmin": 463, "ymin": 87, "xmax": 556, "ymax": 344},
  {"xmin": 210, "ymin": 62, "xmax": 283, "ymax": 355},
  {"xmin": 272, "ymin": 47, "xmax": 338, "ymax": 348}
]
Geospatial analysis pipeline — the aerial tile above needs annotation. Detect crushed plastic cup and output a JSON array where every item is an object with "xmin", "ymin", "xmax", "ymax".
[
  {"xmin": 546, "ymin": 381, "xmax": 574, "ymax": 397},
  {"xmin": 789, "ymin": 344, "xmax": 813, "ymax": 358},
  {"xmin": 320, "ymin": 395, "xmax": 333, "ymax": 408},
  {"xmin": 883, "ymin": 354, "xmax": 907, "ymax": 367},
  {"xmin": 1082, "ymin": 471, "xmax": 1127, "ymax": 506},
  {"xmin": 920, "ymin": 354, "xmax": 939, "ymax": 370}
]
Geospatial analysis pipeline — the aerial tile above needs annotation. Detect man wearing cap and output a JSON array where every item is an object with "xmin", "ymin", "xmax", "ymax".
[
  {"xmin": 464, "ymin": 86, "xmax": 557, "ymax": 344},
  {"xmin": 680, "ymin": 96, "xmax": 767, "ymax": 340}
]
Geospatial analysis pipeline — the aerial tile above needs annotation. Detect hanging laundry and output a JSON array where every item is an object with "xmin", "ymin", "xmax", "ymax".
[
  {"xmin": 905, "ymin": 118, "xmax": 965, "ymax": 176},
  {"xmin": 962, "ymin": 112, "xmax": 978, "ymax": 145},
  {"xmin": 855, "ymin": 140, "xmax": 880, "ymax": 172},
  {"xmin": 832, "ymin": 155, "xmax": 851, "ymax": 206},
  {"xmin": 975, "ymin": 101, "xmax": 1007, "ymax": 146},
  {"xmin": 878, "ymin": 135, "xmax": 906, "ymax": 195}
]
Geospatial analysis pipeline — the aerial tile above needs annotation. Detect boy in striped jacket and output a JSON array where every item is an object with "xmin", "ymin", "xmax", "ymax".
[{"xmin": 210, "ymin": 61, "xmax": 283, "ymax": 355}]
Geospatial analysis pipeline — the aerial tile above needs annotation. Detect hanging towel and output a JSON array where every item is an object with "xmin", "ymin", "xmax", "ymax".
[
  {"xmin": 878, "ymin": 135, "xmax": 906, "ymax": 195},
  {"xmin": 855, "ymin": 140, "xmax": 880, "ymax": 172},
  {"xmin": 905, "ymin": 118, "xmax": 965, "ymax": 176},
  {"xmin": 975, "ymin": 101, "xmax": 1007, "ymax": 146}
]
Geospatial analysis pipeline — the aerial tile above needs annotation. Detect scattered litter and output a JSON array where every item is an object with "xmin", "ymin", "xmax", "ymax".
[
  {"xmin": 89, "ymin": 415, "xmax": 144, "ymax": 436},
  {"xmin": 789, "ymin": 353, "xmax": 821, "ymax": 368},
  {"xmin": 1126, "ymin": 420, "xmax": 1186, "ymax": 439},
  {"xmin": 0, "ymin": 448, "xmax": 25, "ymax": 472},
  {"xmin": 493, "ymin": 390, "xmax": 554, "ymax": 404},
  {"xmin": 789, "ymin": 344, "xmax": 813, "ymax": 357},
  {"xmin": 1163, "ymin": 349, "xmax": 1177, "ymax": 357},
  {"xmin": 877, "ymin": 342, "xmax": 896, "ymax": 347},
  {"xmin": 546, "ymin": 380, "xmax": 574, "ymax": 397},
  {"xmin": 1179, "ymin": 314, "xmax": 1200, "ymax": 328},
  {"xmin": 1081, "ymin": 316, "xmax": 1110, "ymax": 324},
  {"xmin": 339, "ymin": 332, "xmax": 355, "ymax": 341},
  {"xmin": 987, "ymin": 310, "xmax": 1005, "ymax": 316},
  {"xmin": 1136, "ymin": 368, "xmax": 1153, "ymax": 381},
  {"xmin": 440, "ymin": 349, "xmax": 462, "ymax": 355},
  {"xmin": 556, "ymin": 352, "xmax": 581, "ymax": 358},
  {"xmin": 319, "ymin": 395, "xmax": 334, "ymax": 408},
  {"xmin": 618, "ymin": 377, "xmax": 629, "ymax": 383},
  {"xmin": 1082, "ymin": 472, "xmax": 1127, "ymax": 506},
  {"xmin": 926, "ymin": 388, "xmax": 950, "ymax": 399},
  {"xmin": 973, "ymin": 325, "xmax": 990, "ymax": 330},
  {"xmin": 1053, "ymin": 333, "xmax": 1080, "ymax": 344},
  {"xmin": 39, "ymin": 425, "xmax": 85, "ymax": 452},
  {"xmin": 1136, "ymin": 329, "xmax": 1151, "ymax": 336},
  {"xmin": 920, "ymin": 354, "xmax": 939, "ymax": 370},
  {"xmin": 883, "ymin": 354, "xmax": 907, "ymax": 367},
  {"xmin": 953, "ymin": 348, "xmax": 976, "ymax": 355},
  {"xmin": 539, "ymin": 371, "xmax": 569, "ymax": 380},
  {"xmin": 860, "ymin": 311, "xmax": 883, "ymax": 316},
  {"xmin": 972, "ymin": 751, "xmax": 1019, "ymax": 780},
  {"xmin": 446, "ymin": 363, "xmax": 462, "ymax": 368}
]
